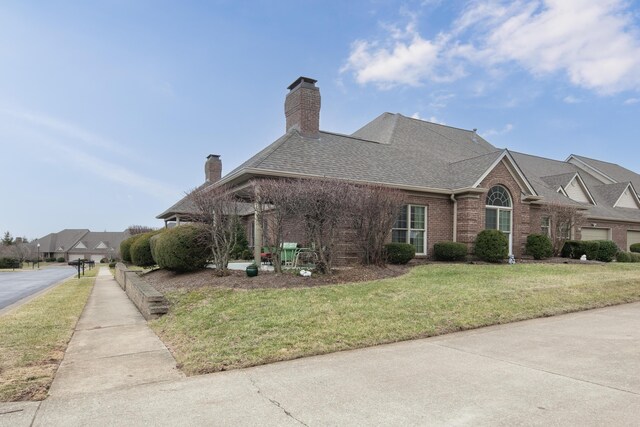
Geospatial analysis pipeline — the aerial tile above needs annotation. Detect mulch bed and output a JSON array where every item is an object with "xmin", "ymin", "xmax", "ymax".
[
  {"xmin": 141, "ymin": 257, "xmax": 604, "ymax": 293},
  {"xmin": 142, "ymin": 264, "xmax": 410, "ymax": 293}
]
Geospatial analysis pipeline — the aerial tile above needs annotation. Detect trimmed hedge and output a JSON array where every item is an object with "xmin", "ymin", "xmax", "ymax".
[
  {"xmin": 525, "ymin": 234, "xmax": 553, "ymax": 260},
  {"xmin": 130, "ymin": 230, "xmax": 163, "ymax": 267},
  {"xmin": 596, "ymin": 240, "xmax": 619, "ymax": 263},
  {"xmin": 384, "ymin": 243, "xmax": 416, "ymax": 265},
  {"xmin": 151, "ymin": 225, "xmax": 209, "ymax": 272},
  {"xmin": 120, "ymin": 234, "xmax": 143, "ymax": 263},
  {"xmin": 561, "ymin": 240, "xmax": 618, "ymax": 262},
  {"xmin": 631, "ymin": 243, "xmax": 640, "ymax": 253},
  {"xmin": 433, "ymin": 242, "xmax": 467, "ymax": 261},
  {"xmin": 474, "ymin": 230, "xmax": 508, "ymax": 263},
  {"xmin": 56, "ymin": 257, "xmax": 65, "ymax": 263},
  {"xmin": 617, "ymin": 251, "xmax": 640, "ymax": 263},
  {"xmin": 0, "ymin": 257, "xmax": 20, "ymax": 269},
  {"xmin": 561, "ymin": 240, "xmax": 599, "ymax": 260}
]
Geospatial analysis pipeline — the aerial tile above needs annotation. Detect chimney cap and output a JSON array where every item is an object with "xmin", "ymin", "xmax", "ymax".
[
  {"xmin": 207, "ymin": 154, "xmax": 220, "ymax": 159},
  {"xmin": 287, "ymin": 76, "xmax": 317, "ymax": 91}
]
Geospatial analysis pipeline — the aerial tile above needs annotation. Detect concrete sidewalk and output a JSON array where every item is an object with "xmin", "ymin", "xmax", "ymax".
[
  {"xmin": 2, "ymin": 292, "xmax": 639, "ymax": 426},
  {"xmin": 49, "ymin": 267, "xmax": 182, "ymax": 398}
]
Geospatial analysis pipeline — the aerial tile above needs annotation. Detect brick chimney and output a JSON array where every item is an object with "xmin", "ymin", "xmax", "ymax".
[
  {"xmin": 205, "ymin": 154, "xmax": 222, "ymax": 182},
  {"xmin": 285, "ymin": 76, "xmax": 320, "ymax": 137}
]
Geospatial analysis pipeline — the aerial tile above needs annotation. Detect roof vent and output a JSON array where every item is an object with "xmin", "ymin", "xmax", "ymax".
[{"xmin": 472, "ymin": 128, "xmax": 478, "ymax": 143}]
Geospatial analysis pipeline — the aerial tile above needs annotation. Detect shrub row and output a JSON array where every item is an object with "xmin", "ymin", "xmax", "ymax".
[
  {"xmin": 433, "ymin": 242, "xmax": 467, "ymax": 261},
  {"xmin": 561, "ymin": 240, "xmax": 619, "ymax": 262},
  {"xmin": 120, "ymin": 234, "xmax": 143, "ymax": 263},
  {"xmin": 151, "ymin": 225, "xmax": 209, "ymax": 272},
  {"xmin": 631, "ymin": 243, "xmax": 640, "ymax": 253},
  {"xmin": 616, "ymin": 251, "xmax": 640, "ymax": 262},
  {"xmin": 130, "ymin": 230, "xmax": 163, "ymax": 267},
  {"xmin": 0, "ymin": 257, "xmax": 21, "ymax": 268}
]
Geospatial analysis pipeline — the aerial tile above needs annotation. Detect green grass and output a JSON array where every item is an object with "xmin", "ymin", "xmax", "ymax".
[
  {"xmin": 150, "ymin": 263, "xmax": 640, "ymax": 376},
  {"xmin": 0, "ymin": 269, "xmax": 97, "ymax": 401}
]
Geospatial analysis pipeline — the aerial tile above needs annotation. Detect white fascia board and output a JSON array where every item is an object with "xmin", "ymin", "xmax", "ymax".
[
  {"xmin": 569, "ymin": 173, "xmax": 597, "ymax": 205},
  {"xmin": 472, "ymin": 150, "xmax": 538, "ymax": 196},
  {"xmin": 557, "ymin": 186, "xmax": 569, "ymax": 197},
  {"xmin": 566, "ymin": 155, "xmax": 617, "ymax": 184},
  {"xmin": 613, "ymin": 183, "xmax": 640, "ymax": 209}
]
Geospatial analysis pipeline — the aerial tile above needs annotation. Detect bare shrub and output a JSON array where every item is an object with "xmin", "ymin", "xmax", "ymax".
[
  {"xmin": 187, "ymin": 185, "xmax": 242, "ymax": 275},
  {"xmin": 542, "ymin": 202, "xmax": 586, "ymax": 256},
  {"xmin": 127, "ymin": 225, "xmax": 156, "ymax": 235},
  {"xmin": 253, "ymin": 179, "xmax": 303, "ymax": 273},
  {"xmin": 349, "ymin": 185, "xmax": 405, "ymax": 266}
]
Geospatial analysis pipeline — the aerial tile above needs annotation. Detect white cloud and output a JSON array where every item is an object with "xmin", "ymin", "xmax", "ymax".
[
  {"xmin": 341, "ymin": 18, "xmax": 464, "ymax": 88},
  {"xmin": 563, "ymin": 95, "xmax": 582, "ymax": 104},
  {"xmin": 481, "ymin": 123, "xmax": 514, "ymax": 137},
  {"xmin": 343, "ymin": 0, "xmax": 640, "ymax": 94},
  {"xmin": 410, "ymin": 112, "xmax": 446, "ymax": 125},
  {"xmin": 624, "ymin": 97, "xmax": 640, "ymax": 105}
]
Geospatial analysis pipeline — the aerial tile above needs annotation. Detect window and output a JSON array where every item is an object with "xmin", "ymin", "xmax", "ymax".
[
  {"xmin": 392, "ymin": 205, "xmax": 427, "ymax": 255},
  {"xmin": 485, "ymin": 185, "xmax": 513, "ymax": 254},
  {"xmin": 541, "ymin": 217, "xmax": 550, "ymax": 236}
]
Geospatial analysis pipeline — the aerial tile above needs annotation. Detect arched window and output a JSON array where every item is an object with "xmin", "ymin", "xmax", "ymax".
[{"xmin": 485, "ymin": 185, "xmax": 513, "ymax": 254}]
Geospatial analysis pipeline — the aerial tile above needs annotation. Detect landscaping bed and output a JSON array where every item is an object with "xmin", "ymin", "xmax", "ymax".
[
  {"xmin": 142, "ymin": 264, "xmax": 410, "ymax": 292},
  {"xmin": 148, "ymin": 263, "xmax": 640, "ymax": 376}
]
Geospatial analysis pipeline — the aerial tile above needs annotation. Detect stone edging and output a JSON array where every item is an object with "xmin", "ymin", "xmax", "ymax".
[{"xmin": 114, "ymin": 263, "xmax": 168, "ymax": 320}]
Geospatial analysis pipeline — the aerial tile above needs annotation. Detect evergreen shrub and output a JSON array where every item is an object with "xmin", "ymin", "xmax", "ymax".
[
  {"xmin": 474, "ymin": 230, "xmax": 508, "ymax": 263},
  {"xmin": 433, "ymin": 242, "xmax": 467, "ymax": 261},
  {"xmin": 384, "ymin": 243, "xmax": 416, "ymax": 265},
  {"xmin": 525, "ymin": 234, "xmax": 553, "ymax": 260}
]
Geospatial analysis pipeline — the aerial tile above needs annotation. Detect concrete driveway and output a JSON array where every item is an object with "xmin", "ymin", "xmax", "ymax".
[
  {"xmin": 3, "ymin": 302, "xmax": 639, "ymax": 426},
  {"xmin": 0, "ymin": 266, "xmax": 76, "ymax": 311}
]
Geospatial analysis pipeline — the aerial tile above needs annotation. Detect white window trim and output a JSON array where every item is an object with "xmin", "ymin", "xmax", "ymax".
[
  {"xmin": 485, "ymin": 185, "xmax": 513, "ymax": 255},
  {"xmin": 392, "ymin": 204, "xmax": 428, "ymax": 256}
]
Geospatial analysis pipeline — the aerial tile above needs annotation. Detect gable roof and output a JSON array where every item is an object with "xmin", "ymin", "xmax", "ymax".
[
  {"xmin": 69, "ymin": 231, "xmax": 128, "ymax": 254},
  {"xmin": 568, "ymin": 154, "xmax": 640, "ymax": 191},
  {"xmin": 33, "ymin": 229, "xmax": 89, "ymax": 253}
]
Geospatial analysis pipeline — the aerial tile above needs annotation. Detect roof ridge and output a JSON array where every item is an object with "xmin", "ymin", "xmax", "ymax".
[
  {"xmin": 448, "ymin": 149, "xmax": 503, "ymax": 166},
  {"xmin": 572, "ymin": 153, "xmax": 622, "ymax": 167},
  {"xmin": 398, "ymin": 113, "xmax": 476, "ymax": 133},
  {"xmin": 318, "ymin": 130, "xmax": 386, "ymax": 145},
  {"xmin": 511, "ymin": 150, "xmax": 576, "ymax": 166}
]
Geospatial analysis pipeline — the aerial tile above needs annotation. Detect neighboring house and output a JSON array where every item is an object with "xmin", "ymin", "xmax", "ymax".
[
  {"xmin": 32, "ymin": 229, "xmax": 128, "ymax": 262},
  {"xmin": 158, "ymin": 77, "xmax": 640, "ymax": 261}
]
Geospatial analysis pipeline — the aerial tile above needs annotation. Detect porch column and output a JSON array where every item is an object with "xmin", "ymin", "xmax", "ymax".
[{"xmin": 253, "ymin": 202, "xmax": 263, "ymax": 266}]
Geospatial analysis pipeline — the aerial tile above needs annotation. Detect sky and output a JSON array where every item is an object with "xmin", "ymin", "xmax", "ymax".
[{"xmin": 1, "ymin": 0, "xmax": 640, "ymax": 240}]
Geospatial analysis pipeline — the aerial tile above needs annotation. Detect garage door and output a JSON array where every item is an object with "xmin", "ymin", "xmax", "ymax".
[
  {"xmin": 90, "ymin": 254, "xmax": 103, "ymax": 263},
  {"xmin": 581, "ymin": 228, "xmax": 609, "ymax": 241},
  {"xmin": 67, "ymin": 253, "xmax": 84, "ymax": 261},
  {"xmin": 628, "ymin": 231, "xmax": 640, "ymax": 251}
]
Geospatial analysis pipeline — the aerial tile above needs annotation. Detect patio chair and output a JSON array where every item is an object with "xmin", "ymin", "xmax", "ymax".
[{"xmin": 281, "ymin": 242, "xmax": 298, "ymax": 267}]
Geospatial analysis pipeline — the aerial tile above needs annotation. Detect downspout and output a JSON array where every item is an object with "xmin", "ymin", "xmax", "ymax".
[{"xmin": 450, "ymin": 194, "xmax": 457, "ymax": 242}]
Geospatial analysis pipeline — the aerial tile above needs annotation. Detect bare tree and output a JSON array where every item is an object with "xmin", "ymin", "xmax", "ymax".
[
  {"xmin": 291, "ymin": 178, "xmax": 354, "ymax": 274},
  {"xmin": 253, "ymin": 179, "xmax": 303, "ymax": 273},
  {"xmin": 187, "ymin": 185, "xmax": 241, "ymax": 276},
  {"xmin": 350, "ymin": 184, "xmax": 405, "ymax": 266},
  {"xmin": 541, "ymin": 202, "xmax": 586, "ymax": 256},
  {"xmin": 127, "ymin": 225, "xmax": 156, "ymax": 235}
]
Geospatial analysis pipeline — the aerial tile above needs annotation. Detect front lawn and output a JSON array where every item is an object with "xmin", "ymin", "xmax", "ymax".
[
  {"xmin": 0, "ymin": 269, "xmax": 96, "ymax": 401},
  {"xmin": 150, "ymin": 263, "xmax": 640, "ymax": 376}
]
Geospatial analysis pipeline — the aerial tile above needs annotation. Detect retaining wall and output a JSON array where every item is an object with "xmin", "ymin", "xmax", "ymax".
[{"xmin": 114, "ymin": 263, "xmax": 168, "ymax": 320}]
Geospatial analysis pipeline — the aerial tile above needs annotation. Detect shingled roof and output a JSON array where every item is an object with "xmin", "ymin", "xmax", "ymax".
[
  {"xmin": 569, "ymin": 154, "xmax": 640, "ymax": 192},
  {"xmin": 221, "ymin": 113, "xmax": 502, "ymax": 191}
]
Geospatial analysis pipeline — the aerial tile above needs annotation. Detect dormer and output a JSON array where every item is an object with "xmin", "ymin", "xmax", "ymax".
[
  {"xmin": 614, "ymin": 183, "xmax": 640, "ymax": 209},
  {"xmin": 74, "ymin": 241, "xmax": 87, "ymax": 249},
  {"xmin": 541, "ymin": 172, "xmax": 596, "ymax": 205},
  {"xmin": 95, "ymin": 241, "xmax": 108, "ymax": 249}
]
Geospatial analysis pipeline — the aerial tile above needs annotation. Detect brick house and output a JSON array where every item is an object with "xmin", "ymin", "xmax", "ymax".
[{"xmin": 158, "ymin": 77, "xmax": 640, "ymax": 262}]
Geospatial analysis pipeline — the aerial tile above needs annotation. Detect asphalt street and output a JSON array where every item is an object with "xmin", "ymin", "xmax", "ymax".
[{"xmin": 0, "ymin": 266, "xmax": 76, "ymax": 311}]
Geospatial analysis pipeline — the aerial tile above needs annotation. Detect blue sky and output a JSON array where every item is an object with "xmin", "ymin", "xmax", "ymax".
[{"xmin": 1, "ymin": 0, "xmax": 640, "ymax": 240}]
